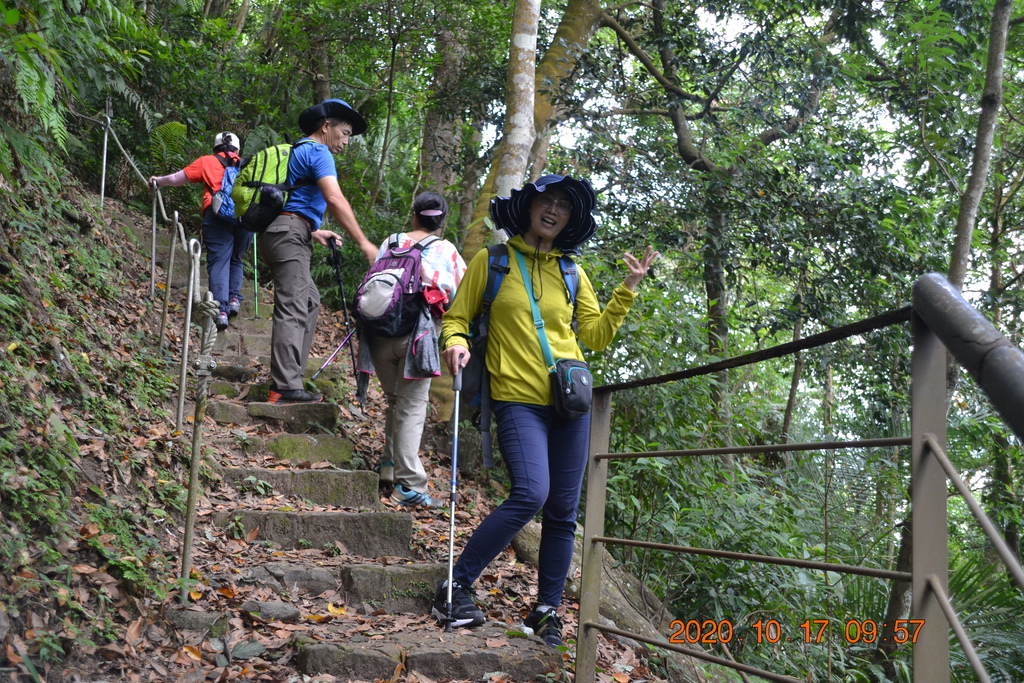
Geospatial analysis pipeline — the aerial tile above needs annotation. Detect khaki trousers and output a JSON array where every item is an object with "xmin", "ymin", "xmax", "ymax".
[
  {"xmin": 368, "ymin": 334, "xmax": 431, "ymax": 493},
  {"xmin": 260, "ymin": 214, "xmax": 320, "ymax": 392}
]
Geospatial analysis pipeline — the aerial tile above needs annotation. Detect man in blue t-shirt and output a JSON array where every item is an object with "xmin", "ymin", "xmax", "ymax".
[{"xmin": 259, "ymin": 99, "xmax": 377, "ymax": 405}]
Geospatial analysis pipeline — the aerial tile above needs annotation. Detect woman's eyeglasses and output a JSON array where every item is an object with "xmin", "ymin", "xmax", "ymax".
[{"xmin": 535, "ymin": 195, "xmax": 572, "ymax": 213}]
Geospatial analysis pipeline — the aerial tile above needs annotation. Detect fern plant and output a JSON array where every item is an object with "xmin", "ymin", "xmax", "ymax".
[{"xmin": 149, "ymin": 121, "xmax": 193, "ymax": 173}]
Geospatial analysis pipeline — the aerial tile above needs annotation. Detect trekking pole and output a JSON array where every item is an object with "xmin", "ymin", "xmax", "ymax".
[
  {"xmin": 311, "ymin": 328, "xmax": 356, "ymax": 381},
  {"xmin": 444, "ymin": 367, "xmax": 463, "ymax": 632},
  {"xmin": 252, "ymin": 235, "xmax": 260, "ymax": 319},
  {"xmin": 327, "ymin": 237, "xmax": 359, "ymax": 375}
]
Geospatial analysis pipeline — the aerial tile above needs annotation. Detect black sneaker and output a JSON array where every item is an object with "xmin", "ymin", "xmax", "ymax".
[
  {"xmin": 214, "ymin": 311, "xmax": 229, "ymax": 331},
  {"xmin": 522, "ymin": 605, "xmax": 563, "ymax": 648},
  {"xmin": 268, "ymin": 388, "xmax": 323, "ymax": 405},
  {"xmin": 432, "ymin": 579, "xmax": 485, "ymax": 628},
  {"xmin": 227, "ymin": 297, "xmax": 241, "ymax": 318}
]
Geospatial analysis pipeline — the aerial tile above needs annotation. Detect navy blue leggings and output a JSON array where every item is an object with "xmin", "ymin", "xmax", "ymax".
[
  {"xmin": 453, "ymin": 401, "xmax": 590, "ymax": 607},
  {"xmin": 202, "ymin": 210, "xmax": 253, "ymax": 314}
]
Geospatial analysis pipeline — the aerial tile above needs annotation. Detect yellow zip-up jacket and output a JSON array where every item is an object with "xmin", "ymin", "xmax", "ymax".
[{"xmin": 442, "ymin": 235, "xmax": 637, "ymax": 406}]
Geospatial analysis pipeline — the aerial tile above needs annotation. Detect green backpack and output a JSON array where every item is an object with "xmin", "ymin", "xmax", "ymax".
[{"xmin": 232, "ymin": 140, "xmax": 316, "ymax": 233}]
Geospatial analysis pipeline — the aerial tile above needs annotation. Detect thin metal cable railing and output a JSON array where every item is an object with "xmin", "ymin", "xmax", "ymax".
[
  {"xmin": 72, "ymin": 108, "xmax": 206, "ymax": 431},
  {"xmin": 76, "ymin": 107, "xmax": 223, "ymax": 593}
]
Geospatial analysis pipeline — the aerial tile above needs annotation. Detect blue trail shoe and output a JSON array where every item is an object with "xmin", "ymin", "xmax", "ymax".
[{"xmin": 391, "ymin": 483, "xmax": 440, "ymax": 507}]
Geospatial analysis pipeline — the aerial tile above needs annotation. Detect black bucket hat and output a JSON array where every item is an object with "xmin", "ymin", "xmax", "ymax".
[
  {"xmin": 298, "ymin": 98, "xmax": 368, "ymax": 136},
  {"xmin": 489, "ymin": 174, "xmax": 598, "ymax": 253}
]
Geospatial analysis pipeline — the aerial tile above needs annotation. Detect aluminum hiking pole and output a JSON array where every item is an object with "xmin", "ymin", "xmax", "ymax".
[
  {"xmin": 444, "ymin": 367, "xmax": 464, "ymax": 632},
  {"xmin": 311, "ymin": 328, "xmax": 356, "ymax": 380},
  {"xmin": 323, "ymin": 237, "xmax": 360, "ymax": 389},
  {"xmin": 252, "ymin": 235, "xmax": 259, "ymax": 319}
]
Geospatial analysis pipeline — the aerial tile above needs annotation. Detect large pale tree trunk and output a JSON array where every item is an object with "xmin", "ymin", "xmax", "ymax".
[
  {"xmin": 493, "ymin": 0, "xmax": 540, "ymax": 197},
  {"xmin": 460, "ymin": 0, "xmax": 539, "ymax": 259},
  {"xmin": 461, "ymin": 0, "xmax": 604, "ymax": 258},
  {"xmin": 233, "ymin": 0, "xmax": 251, "ymax": 32}
]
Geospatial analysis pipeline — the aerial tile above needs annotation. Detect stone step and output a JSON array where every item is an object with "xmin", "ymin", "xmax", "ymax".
[
  {"xmin": 212, "ymin": 433, "xmax": 357, "ymax": 468},
  {"xmin": 240, "ymin": 562, "xmax": 338, "ymax": 596},
  {"xmin": 206, "ymin": 399, "xmax": 340, "ymax": 433},
  {"xmin": 218, "ymin": 467, "xmax": 379, "ymax": 509},
  {"xmin": 339, "ymin": 563, "xmax": 446, "ymax": 615},
  {"xmin": 295, "ymin": 626, "xmax": 563, "ymax": 681},
  {"xmin": 225, "ymin": 314, "xmax": 273, "ymax": 336},
  {"xmin": 210, "ymin": 510, "xmax": 412, "ymax": 558}
]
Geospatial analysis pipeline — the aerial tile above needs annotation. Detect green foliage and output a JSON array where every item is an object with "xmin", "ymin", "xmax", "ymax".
[
  {"xmin": 149, "ymin": 121, "xmax": 195, "ymax": 173},
  {"xmin": 1, "ymin": 0, "xmax": 1022, "ymax": 678},
  {"xmin": 236, "ymin": 475, "xmax": 274, "ymax": 497}
]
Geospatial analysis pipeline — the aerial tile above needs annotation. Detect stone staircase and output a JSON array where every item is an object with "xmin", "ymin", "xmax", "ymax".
[{"xmin": 134, "ymin": 221, "xmax": 566, "ymax": 681}]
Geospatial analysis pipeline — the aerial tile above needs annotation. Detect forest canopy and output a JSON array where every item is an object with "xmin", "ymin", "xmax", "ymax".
[{"xmin": 3, "ymin": 0, "xmax": 1024, "ymax": 680}]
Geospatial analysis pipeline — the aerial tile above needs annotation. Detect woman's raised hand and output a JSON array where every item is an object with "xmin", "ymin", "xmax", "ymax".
[{"xmin": 623, "ymin": 246, "xmax": 659, "ymax": 292}]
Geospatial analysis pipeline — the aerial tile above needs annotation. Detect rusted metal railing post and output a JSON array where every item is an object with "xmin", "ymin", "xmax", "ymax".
[
  {"xmin": 910, "ymin": 312, "xmax": 949, "ymax": 683},
  {"xmin": 175, "ymin": 239, "xmax": 202, "ymax": 432},
  {"xmin": 576, "ymin": 390, "xmax": 612, "ymax": 683},
  {"xmin": 158, "ymin": 209, "xmax": 182, "ymax": 351},
  {"xmin": 179, "ymin": 292, "xmax": 219, "ymax": 601}
]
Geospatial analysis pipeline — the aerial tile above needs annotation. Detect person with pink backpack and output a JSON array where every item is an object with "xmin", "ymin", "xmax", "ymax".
[{"xmin": 356, "ymin": 191, "xmax": 466, "ymax": 506}]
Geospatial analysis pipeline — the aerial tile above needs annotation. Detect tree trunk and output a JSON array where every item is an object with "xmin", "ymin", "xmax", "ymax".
[
  {"xmin": 420, "ymin": 28, "xmax": 466, "ymax": 193},
  {"xmin": 781, "ymin": 273, "xmax": 808, "ymax": 450},
  {"xmin": 947, "ymin": 0, "xmax": 1012, "ymax": 291},
  {"xmin": 945, "ymin": 0, "xmax": 1012, "ymax": 404},
  {"xmin": 423, "ymin": 27, "xmax": 469, "ymax": 422},
  {"xmin": 703, "ymin": 200, "xmax": 729, "ymax": 430},
  {"xmin": 233, "ymin": 0, "xmax": 251, "ymax": 33},
  {"xmin": 310, "ymin": 41, "xmax": 331, "ymax": 103},
  {"xmin": 822, "ymin": 363, "xmax": 834, "ymax": 438},
  {"xmin": 872, "ymin": 520, "xmax": 913, "ymax": 676},
  {"xmin": 461, "ymin": 0, "xmax": 604, "ymax": 258},
  {"xmin": 990, "ymin": 432, "xmax": 1020, "ymax": 568},
  {"xmin": 779, "ymin": 318, "xmax": 803, "ymax": 454}
]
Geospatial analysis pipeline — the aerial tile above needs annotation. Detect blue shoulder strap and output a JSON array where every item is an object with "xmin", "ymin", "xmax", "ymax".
[
  {"xmin": 557, "ymin": 255, "xmax": 579, "ymax": 305},
  {"xmin": 482, "ymin": 244, "xmax": 510, "ymax": 311}
]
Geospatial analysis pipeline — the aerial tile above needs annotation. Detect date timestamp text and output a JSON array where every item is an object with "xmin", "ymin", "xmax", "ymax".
[{"xmin": 668, "ymin": 619, "xmax": 926, "ymax": 645}]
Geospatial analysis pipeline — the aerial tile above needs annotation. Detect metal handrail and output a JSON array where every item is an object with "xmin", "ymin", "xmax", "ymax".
[
  {"xmin": 576, "ymin": 307, "xmax": 919, "ymax": 683},
  {"xmin": 926, "ymin": 575, "xmax": 992, "ymax": 683},
  {"xmin": 591, "ymin": 536, "xmax": 912, "ymax": 581},
  {"xmin": 924, "ymin": 434, "xmax": 1024, "ymax": 589},
  {"xmin": 578, "ymin": 274, "xmax": 1024, "ymax": 683},
  {"xmin": 581, "ymin": 622, "xmax": 805, "ymax": 683},
  {"xmin": 83, "ymin": 108, "xmax": 222, "ymax": 592},
  {"xmin": 600, "ymin": 306, "xmax": 912, "ymax": 394},
  {"xmin": 595, "ymin": 436, "xmax": 911, "ymax": 461},
  {"xmin": 913, "ymin": 273, "xmax": 1024, "ymax": 440}
]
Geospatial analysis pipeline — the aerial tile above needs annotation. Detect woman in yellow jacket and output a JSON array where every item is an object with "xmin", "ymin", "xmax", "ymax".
[{"xmin": 435, "ymin": 174, "xmax": 657, "ymax": 646}]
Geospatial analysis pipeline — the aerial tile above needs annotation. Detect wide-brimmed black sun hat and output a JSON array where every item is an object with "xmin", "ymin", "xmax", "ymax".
[
  {"xmin": 298, "ymin": 98, "xmax": 368, "ymax": 136},
  {"xmin": 490, "ymin": 174, "xmax": 598, "ymax": 253}
]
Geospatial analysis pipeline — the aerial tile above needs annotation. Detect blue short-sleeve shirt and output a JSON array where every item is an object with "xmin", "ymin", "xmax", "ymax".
[{"xmin": 283, "ymin": 139, "xmax": 336, "ymax": 230}]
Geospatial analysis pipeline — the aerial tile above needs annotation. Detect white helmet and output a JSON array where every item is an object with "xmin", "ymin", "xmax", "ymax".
[{"xmin": 213, "ymin": 131, "xmax": 239, "ymax": 152}]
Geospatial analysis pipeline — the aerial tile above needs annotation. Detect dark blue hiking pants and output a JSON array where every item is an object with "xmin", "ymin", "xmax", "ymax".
[
  {"xmin": 453, "ymin": 401, "xmax": 591, "ymax": 607},
  {"xmin": 202, "ymin": 209, "xmax": 253, "ymax": 314}
]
